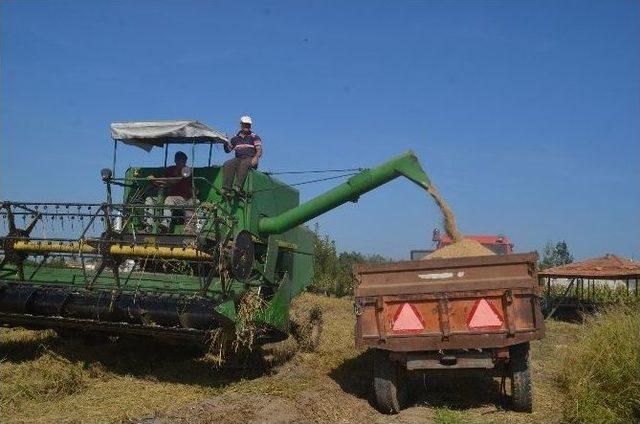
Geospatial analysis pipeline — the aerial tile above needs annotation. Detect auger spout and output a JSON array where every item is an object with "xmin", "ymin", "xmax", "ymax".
[{"xmin": 258, "ymin": 150, "xmax": 431, "ymax": 235}]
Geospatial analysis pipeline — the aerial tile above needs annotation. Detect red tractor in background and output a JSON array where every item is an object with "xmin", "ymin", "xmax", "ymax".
[{"xmin": 410, "ymin": 229, "xmax": 514, "ymax": 260}]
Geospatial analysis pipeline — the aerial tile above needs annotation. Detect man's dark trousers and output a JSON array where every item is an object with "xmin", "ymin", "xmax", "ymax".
[{"xmin": 223, "ymin": 157, "xmax": 253, "ymax": 191}]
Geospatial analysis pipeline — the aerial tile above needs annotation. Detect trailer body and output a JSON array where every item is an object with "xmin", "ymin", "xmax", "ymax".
[{"xmin": 354, "ymin": 253, "xmax": 544, "ymax": 413}]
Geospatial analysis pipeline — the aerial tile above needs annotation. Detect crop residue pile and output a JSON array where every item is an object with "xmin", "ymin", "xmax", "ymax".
[{"xmin": 424, "ymin": 238, "xmax": 495, "ymax": 259}]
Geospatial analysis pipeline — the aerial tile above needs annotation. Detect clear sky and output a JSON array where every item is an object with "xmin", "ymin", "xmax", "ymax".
[{"xmin": 1, "ymin": 0, "xmax": 638, "ymax": 260}]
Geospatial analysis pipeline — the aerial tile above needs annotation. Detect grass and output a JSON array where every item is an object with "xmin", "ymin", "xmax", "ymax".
[
  {"xmin": 2, "ymin": 350, "xmax": 86, "ymax": 405},
  {"xmin": 0, "ymin": 328, "xmax": 228, "ymax": 423},
  {"xmin": 0, "ymin": 293, "xmax": 634, "ymax": 424},
  {"xmin": 558, "ymin": 306, "xmax": 640, "ymax": 424},
  {"xmin": 434, "ymin": 407, "xmax": 466, "ymax": 424}
]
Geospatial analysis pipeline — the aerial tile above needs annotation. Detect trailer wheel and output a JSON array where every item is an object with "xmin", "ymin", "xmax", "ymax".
[
  {"xmin": 509, "ymin": 342, "xmax": 532, "ymax": 412},
  {"xmin": 373, "ymin": 349, "xmax": 407, "ymax": 414}
]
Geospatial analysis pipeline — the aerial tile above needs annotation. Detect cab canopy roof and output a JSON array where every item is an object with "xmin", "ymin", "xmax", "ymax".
[{"xmin": 110, "ymin": 120, "xmax": 228, "ymax": 152}]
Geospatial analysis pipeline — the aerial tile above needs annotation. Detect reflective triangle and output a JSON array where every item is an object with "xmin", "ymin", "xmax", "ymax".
[
  {"xmin": 468, "ymin": 299, "xmax": 503, "ymax": 328},
  {"xmin": 392, "ymin": 303, "xmax": 424, "ymax": 332}
]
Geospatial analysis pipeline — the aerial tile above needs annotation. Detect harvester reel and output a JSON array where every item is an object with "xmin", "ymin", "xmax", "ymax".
[
  {"xmin": 1, "ymin": 228, "xmax": 30, "ymax": 275},
  {"xmin": 230, "ymin": 230, "xmax": 254, "ymax": 281},
  {"xmin": 0, "ymin": 205, "xmax": 41, "ymax": 280}
]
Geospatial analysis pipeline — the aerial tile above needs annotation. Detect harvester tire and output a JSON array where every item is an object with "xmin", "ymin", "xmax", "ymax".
[
  {"xmin": 373, "ymin": 349, "xmax": 407, "ymax": 414},
  {"xmin": 509, "ymin": 342, "xmax": 532, "ymax": 412}
]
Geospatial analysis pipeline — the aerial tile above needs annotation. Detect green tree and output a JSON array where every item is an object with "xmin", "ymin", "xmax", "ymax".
[
  {"xmin": 309, "ymin": 224, "xmax": 340, "ymax": 295},
  {"xmin": 309, "ymin": 224, "xmax": 390, "ymax": 297},
  {"xmin": 539, "ymin": 240, "xmax": 574, "ymax": 270}
]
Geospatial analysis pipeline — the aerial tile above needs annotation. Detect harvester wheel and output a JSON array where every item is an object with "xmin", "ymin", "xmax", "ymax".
[
  {"xmin": 509, "ymin": 342, "xmax": 533, "ymax": 412},
  {"xmin": 373, "ymin": 349, "xmax": 407, "ymax": 414}
]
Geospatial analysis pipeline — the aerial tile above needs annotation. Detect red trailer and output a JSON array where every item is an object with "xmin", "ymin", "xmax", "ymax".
[{"xmin": 354, "ymin": 253, "xmax": 544, "ymax": 413}]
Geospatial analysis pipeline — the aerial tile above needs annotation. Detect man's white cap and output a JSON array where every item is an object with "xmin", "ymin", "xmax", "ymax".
[{"xmin": 240, "ymin": 115, "xmax": 252, "ymax": 125}]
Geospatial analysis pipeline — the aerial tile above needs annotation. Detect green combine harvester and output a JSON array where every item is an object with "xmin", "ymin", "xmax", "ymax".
[{"xmin": 0, "ymin": 120, "xmax": 431, "ymax": 345}]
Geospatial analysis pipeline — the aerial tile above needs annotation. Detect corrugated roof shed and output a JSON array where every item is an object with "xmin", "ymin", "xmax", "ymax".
[{"xmin": 539, "ymin": 254, "xmax": 640, "ymax": 279}]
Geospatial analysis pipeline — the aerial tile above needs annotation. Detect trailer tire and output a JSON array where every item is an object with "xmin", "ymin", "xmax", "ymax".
[
  {"xmin": 509, "ymin": 342, "xmax": 532, "ymax": 412},
  {"xmin": 373, "ymin": 349, "xmax": 407, "ymax": 414}
]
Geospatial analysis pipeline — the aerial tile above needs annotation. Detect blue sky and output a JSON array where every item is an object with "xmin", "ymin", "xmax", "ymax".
[{"xmin": 1, "ymin": 0, "xmax": 638, "ymax": 260}]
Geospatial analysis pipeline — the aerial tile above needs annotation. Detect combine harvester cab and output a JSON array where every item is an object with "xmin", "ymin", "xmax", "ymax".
[{"xmin": 0, "ymin": 120, "xmax": 432, "ymax": 347}]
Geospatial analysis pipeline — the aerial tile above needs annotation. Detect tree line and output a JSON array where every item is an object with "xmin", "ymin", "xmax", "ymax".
[
  {"xmin": 308, "ymin": 224, "xmax": 389, "ymax": 297},
  {"xmin": 309, "ymin": 226, "xmax": 575, "ymax": 297}
]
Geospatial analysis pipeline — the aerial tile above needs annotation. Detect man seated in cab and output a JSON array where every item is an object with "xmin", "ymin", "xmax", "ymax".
[
  {"xmin": 144, "ymin": 151, "xmax": 196, "ymax": 233},
  {"xmin": 222, "ymin": 115, "xmax": 262, "ymax": 197}
]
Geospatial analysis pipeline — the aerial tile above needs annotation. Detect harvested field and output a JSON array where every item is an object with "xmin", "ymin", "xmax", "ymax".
[{"xmin": 0, "ymin": 293, "xmax": 584, "ymax": 424}]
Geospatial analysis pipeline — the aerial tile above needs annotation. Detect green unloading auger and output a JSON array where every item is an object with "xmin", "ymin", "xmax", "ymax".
[{"xmin": 258, "ymin": 150, "xmax": 431, "ymax": 234}]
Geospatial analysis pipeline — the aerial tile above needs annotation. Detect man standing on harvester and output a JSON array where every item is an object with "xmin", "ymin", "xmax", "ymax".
[{"xmin": 222, "ymin": 115, "xmax": 262, "ymax": 197}]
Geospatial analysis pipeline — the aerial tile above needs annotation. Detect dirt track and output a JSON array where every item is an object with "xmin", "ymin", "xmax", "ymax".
[{"xmin": 1, "ymin": 294, "xmax": 578, "ymax": 424}]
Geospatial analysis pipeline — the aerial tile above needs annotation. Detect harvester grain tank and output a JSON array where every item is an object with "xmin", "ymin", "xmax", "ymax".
[{"xmin": 0, "ymin": 120, "xmax": 431, "ymax": 344}]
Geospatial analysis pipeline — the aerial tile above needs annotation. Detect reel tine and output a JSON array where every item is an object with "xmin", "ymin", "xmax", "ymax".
[
  {"xmin": 25, "ymin": 213, "xmax": 42, "ymax": 235},
  {"xmin": 6, "ymin": 208, "xmax": 16, "ymax": 233}
]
